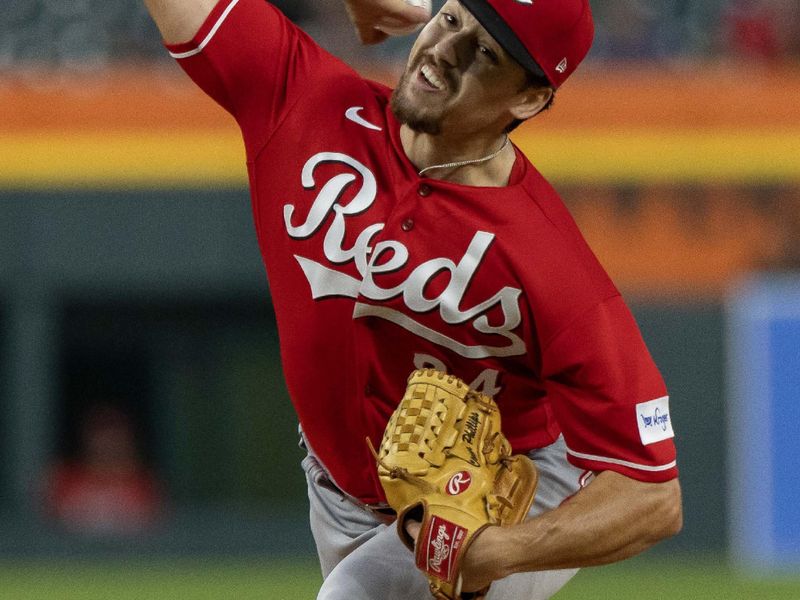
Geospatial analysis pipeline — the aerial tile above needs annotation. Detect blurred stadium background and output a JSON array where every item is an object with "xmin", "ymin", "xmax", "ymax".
[{"xmin": 1, "ymin": 0, "xmax": 799, "ymax": 598}]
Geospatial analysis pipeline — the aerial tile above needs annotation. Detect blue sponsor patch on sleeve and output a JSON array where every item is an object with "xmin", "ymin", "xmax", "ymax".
[{"xmin": 636, "ymin": 396, "xmax": 674, "ymax": 446}]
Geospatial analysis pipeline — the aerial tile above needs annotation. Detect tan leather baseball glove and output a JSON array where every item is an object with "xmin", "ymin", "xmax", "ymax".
[{"xmin": 370, "ymin": 369, "xmax": 538, "ymax": 599}]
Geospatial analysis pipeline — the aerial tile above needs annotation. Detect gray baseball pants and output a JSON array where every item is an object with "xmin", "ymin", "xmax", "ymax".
[{"xmin": 302, "ymin": 435, "xmax": 586, "ymax": 600}]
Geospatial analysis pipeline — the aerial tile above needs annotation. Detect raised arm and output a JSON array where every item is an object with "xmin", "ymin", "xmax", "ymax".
[
  {"xmin": 142, "ymin": 0, "xmax": 430, "ymax": 155},
  {"xmin": 145, "ymin": 0, "xmax": 429, "ymax": 46},
  {"xmin": 143, "ymin": 0, "xmax": 219, "ymax": 44}
]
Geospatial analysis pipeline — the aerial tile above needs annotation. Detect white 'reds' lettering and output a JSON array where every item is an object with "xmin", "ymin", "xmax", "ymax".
[{"xmin": 283, "ymin": 152, "xmax": 526, "ymax": 359}]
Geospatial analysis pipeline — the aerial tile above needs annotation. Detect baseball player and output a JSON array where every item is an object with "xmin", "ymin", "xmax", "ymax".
[{"xmin": 143, "ymin": 0, "xmax": 683, "ymax": 598}]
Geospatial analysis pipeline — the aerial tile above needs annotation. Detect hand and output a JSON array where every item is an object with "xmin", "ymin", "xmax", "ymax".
[
  {"xmin": 343, "ymin": 0, "xmax": 430, "ymax": 45},
  {"xmin": 405, "ymin": 520, "xmax": 507, "ymax": 594}
]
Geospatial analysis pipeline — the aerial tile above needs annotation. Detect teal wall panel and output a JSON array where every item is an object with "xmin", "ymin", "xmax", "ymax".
[
  {"xmin": 0, "ymin": 189, "xmax": 729, "ymax": 554},
  {"xmin": 632, "ymin": 302, "xmax": 726, "ymax": 553}
]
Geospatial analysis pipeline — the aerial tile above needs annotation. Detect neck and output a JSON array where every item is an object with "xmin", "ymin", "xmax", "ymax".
[{"xmin": 400, "ymin": 125, "xmax": 515, "ymax": 187}]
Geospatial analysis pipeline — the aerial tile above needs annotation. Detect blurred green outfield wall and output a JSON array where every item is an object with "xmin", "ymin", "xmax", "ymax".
[{"xmin": 0, "ymin": 188, "xmax": 725, "ymax": 556}]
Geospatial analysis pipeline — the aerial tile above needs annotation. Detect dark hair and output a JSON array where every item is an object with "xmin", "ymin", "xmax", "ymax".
[{"xmin": 505, "ymin": 69, "xmax": 556, "ymax": 133}]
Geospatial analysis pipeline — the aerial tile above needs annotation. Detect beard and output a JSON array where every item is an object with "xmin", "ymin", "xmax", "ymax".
[{"xmin": 390, "ymin": 67, "xmax": 444, "ymax": 136}]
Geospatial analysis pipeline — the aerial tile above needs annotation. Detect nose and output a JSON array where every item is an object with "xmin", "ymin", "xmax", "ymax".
[{"xmin": 431, "ymin": 32, "xmax": 462, "ymax": 68}]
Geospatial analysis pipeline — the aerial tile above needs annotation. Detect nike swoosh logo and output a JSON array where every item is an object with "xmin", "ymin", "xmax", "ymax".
[{"xmin": 345, "ymin": 106, "xmax": 383, "ymax": 131}]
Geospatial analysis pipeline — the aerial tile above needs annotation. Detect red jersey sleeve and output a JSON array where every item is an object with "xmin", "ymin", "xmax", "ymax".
[
  {"xmin": 542, "ymin": 295, "xmax": 678, "ymax": 482},
  {"xmin": 165, "ymin": 0, "xmax": 346, "ymax": 158}
]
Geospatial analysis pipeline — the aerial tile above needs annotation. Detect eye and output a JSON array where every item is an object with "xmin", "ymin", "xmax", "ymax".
[
  {"xmin": 441, "ymin": 12, "xmax": 458, "ymax": 27},
  {"xmin": 478, "ymin": 44, "xmax": 498, "ymax": 63}
]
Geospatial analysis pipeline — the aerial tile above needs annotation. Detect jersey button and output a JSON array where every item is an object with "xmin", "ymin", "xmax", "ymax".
[
  {"xmin": 401, "ymin": 218, "xmax": 414, "ymax": 232},
  {"xmin": 418, "ymin": 184, "xmax": 432, "ymax": 197}
]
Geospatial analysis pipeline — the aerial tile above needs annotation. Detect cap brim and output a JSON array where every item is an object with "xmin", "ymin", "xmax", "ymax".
[{"xmin": 458, "ymin": 0, "xmax": 549, "ymax": 84}]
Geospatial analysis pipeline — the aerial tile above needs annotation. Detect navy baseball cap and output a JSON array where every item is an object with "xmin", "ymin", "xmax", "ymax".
[{"xmin": 458, "ymin": 0, "xmax": 595, "ymax": 88}]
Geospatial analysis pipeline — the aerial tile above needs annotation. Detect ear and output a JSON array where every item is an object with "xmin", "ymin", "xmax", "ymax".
[{"xmin": 508, "ymin": 87, "xmax": 554, "ymax": 121}]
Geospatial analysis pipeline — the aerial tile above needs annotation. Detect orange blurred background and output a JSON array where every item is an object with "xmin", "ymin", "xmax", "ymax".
[{"xmin": 3, "ymin": 64, "xmax": 799, "ymax": 298}]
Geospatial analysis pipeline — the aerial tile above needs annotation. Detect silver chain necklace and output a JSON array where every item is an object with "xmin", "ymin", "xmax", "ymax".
[{"xmin": 417, "ymin": 135, "xmax": 510, "ymax": 177}]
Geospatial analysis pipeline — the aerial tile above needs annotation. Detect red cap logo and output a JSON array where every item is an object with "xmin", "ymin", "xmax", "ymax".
[{"xmin": 446, "ymin": 471, "xmax": 472, "ymax": 496}]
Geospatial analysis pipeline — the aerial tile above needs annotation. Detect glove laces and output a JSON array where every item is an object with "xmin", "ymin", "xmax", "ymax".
[{"xmin": 366, "ymin": 437, "xmax": 437, "ymax": 495}]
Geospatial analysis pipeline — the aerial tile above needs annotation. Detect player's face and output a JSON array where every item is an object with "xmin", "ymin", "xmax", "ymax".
[{"xmin": 391, "ymin": 0, "xmax": 530, "ymax": 136}]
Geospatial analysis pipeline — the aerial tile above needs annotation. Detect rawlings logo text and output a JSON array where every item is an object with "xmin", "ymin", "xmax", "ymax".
[
  {"xmin": 429, "ymin": 525, "xmax": 451, "ymax": 573},
  {"xmin": 421, "ymin": 517, "xmax": 467, "ymax": 583}
]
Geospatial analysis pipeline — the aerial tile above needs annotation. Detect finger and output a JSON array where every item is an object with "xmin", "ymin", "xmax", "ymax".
[
  {"xmin": 376, "ymin": 0, "xmax": 431, "ymax": 23},
  {"xmin": 405, "ymin": 520, "xmax": 422, "ymax": 541},
  {"xmin": 397, "ymin": 5, "xmax": 430, "ymax": 25},
  {"xmin": 376, "ymin": 15, "xmax": 420, "ymax": 31},
  {"xmin": 373, "ymin": 10, "xmax": 428, "ymax": 38},
  {"xmin": 370, "ymin": 29, "xmax": 389, "ymax": 44},
  {"xmin": 356, "ymin": 25, "xmax": 389, "ymax": 45}
]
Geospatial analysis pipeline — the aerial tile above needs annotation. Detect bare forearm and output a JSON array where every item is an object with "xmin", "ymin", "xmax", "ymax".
[
  {"xmin": 470, "ymin": 472, "xmax": 683, "ymax": 583},
  {"xmin": 144, "ymin": 0, "xmax": 218, "ymax": 44}
]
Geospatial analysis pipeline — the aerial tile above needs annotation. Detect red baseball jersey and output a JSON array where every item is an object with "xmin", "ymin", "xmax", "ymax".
[{"xmin": 167, "ymin": 0, "xmax": 678, "ymax": 504}]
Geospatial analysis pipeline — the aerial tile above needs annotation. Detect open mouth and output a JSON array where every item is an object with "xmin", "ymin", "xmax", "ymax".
[{"xmin": 419, "ymin": 64, "xmax": 447, "ymax": 91}]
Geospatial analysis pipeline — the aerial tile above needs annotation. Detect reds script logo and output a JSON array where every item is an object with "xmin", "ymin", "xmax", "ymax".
[
  {"xmin": 283, "ymin": 152, "xmax": 526, "ymax": 359},
  {"xmin": 446, "ymin": 471, "xmax": 472, "ymax": 496}
]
